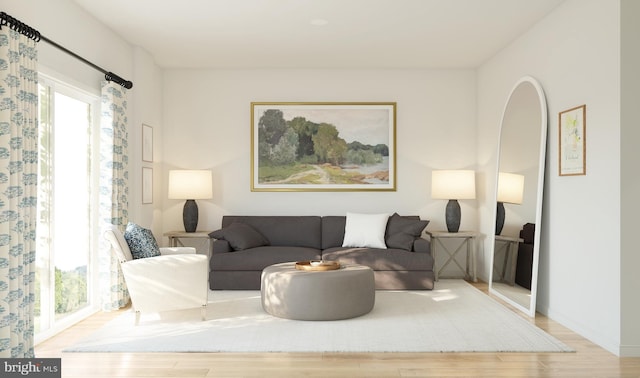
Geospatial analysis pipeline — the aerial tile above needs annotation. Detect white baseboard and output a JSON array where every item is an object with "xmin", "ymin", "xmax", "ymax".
[
  {"xmin": 619, "ymin": 344, "xmax": 640, "ymax": 357},
  {"xmin": 537, "ymin": 304, "xmax": 622, "ymax": 356}
]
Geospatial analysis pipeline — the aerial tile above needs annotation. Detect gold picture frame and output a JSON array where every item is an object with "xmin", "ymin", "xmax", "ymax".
[
  {"xmin": 251, "ymin": 102, "xmax": 396, "ymax": 192},
  {"xmin": 559, "ymin": 105, "xmax": 586, "ymax": 176}
]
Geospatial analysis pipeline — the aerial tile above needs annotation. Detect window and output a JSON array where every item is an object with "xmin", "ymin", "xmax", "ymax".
[{"xmin": 35, "ymin": 75, "xmax": 101, "ymax": 343}]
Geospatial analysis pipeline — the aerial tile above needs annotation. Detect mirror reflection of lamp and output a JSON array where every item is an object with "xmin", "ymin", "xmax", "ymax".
[
  {"xmin": 431, "ymin": 170, "xmax": 476, "ymax": 233},
  {"xmin": 168, "ymin": 170, "xmax": 213, "ymax": 233},
  {"xmin": 495, "ymin": 172, "xmax": 524, "ymax": 235}
]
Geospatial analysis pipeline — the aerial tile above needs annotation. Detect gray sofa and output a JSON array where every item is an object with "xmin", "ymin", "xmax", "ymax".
[{"xmin": 209, "ymin": 214, "xmax": 434, "ymax": 290}]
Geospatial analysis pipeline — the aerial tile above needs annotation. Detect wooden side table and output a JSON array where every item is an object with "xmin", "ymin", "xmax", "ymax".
[
  {"xmin": 493, "ymin": 235, "xmax": 523, "ymax": 285},
  {"xmin": 427, "ymin": 230, "xmax": 477, "ymax": 282},
  {"xmin": 164, "ymin": 230, "xmax": 213, "ymax": 258}
]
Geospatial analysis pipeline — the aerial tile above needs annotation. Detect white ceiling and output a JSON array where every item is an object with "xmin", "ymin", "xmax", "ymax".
[{"xmin": 73, "ymin": 0, "xmax": 564, "ymax": 69}]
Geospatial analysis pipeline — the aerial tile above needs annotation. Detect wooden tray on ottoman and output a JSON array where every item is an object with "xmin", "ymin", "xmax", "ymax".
[{"xmin": 295, "ymin": 260, "xmax": 341, "ymax": 271}]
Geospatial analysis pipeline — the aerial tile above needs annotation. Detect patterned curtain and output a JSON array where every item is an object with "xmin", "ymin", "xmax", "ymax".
[
  {"xmin": 0, "ymin": 29, "xmax": 38, "ymax": 358},
  {"xmin": 98, "ymin": 81, "xmax": 130, "ymax": 311}
]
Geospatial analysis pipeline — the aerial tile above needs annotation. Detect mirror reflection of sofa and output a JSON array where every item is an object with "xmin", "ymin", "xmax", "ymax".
[
  {"xmin": 515, "ymin": 223, "xmax": 535, "ymax": 290},
  {"xmin": 209, "ymin": 214, "xmax": 434, "ymax": 290}
]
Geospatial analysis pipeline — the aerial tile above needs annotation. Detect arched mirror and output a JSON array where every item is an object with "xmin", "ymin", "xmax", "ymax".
[{"xmin": 489, "ymin": 76, "xmax": 547, "ymax": 317}]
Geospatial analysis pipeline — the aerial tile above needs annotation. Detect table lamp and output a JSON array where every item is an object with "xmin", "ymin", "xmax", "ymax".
[
  {"xmin": 168, "ymin": 170, "xmax": 213, "ymax": 232},
  {"xmin": 495, "ymin": 172, "xmax": 524, "ymax": 235},
  {"xmin": 431, "ymin": 170, "xmax": 476, "ymax": 232}
]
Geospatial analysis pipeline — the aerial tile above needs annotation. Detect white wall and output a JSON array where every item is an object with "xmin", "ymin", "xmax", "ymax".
[
  {"xmin": 620, "ymin": 0, "xmax": 640, "ymax": 358},
  {"xmin": 477, "ymin": 0, "xmax": 629, "ymax": 355},
  {"xmin": 161, "ymin": 69, "xmax": 478, "ymax": 235},
  {"xmin": 131, "ymin": 47, "xmax": 164, "ymax": 234}
]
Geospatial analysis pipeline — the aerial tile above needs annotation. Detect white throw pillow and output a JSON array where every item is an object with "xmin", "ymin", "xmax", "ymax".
[{"xmin": 342, "ymin": 212, "xmax": 389, "ymax": 249}]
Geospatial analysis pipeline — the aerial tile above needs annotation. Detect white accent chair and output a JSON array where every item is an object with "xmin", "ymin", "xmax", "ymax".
[{"xmin": 104, "ymin": 225, "xmax": 209, "ymax": 324}]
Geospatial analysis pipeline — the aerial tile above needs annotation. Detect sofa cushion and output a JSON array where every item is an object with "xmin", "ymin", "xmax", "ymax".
[
  {"xmin": 323, "ymin": 215, "xmax": 428, "ymax": 250},
  {"xmin": 322, "ymin": 247, "xmax": 433, "ymax": 271},
  {"xmin": 210, "ymin": 222, "xmax": 269, "ymax": 250},
  {"xmin": 211, "ymin": 246, "xmax": 321, "ymax": 271},
  {"xmin": 123, "ymin": 222, "xmax": 161, "ymax": 259},
  {"xmin": 385, "ymin": 213, "xmax": 430, "ymax": 251},
  {"xmin": 322, "ymin": 216, "xmax": 347, "ymax": 249},
  {"xmin": 519, "ymin": 222, "xmax": 535, "ymax": 244},
  {"xmin": 221, "ymin": 216, "xmax": 322, "ymax": 249},
  {"xmin": 342, "ymin": 212, "xmax": 389, "ymax": 249}
]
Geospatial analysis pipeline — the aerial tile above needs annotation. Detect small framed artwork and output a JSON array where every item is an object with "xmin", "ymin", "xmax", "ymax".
[
  {"xmin": 142, "ymin": 167, "xmax": 153, "ymax": 204},
  {"xmin": 251, "ymin": 102, "xmax": 396, "ymax": 192},
  {"xmin": 142, "ymin": 124, "xmax": 153, "ymax": 162},
  {"xmin": 559, "ymin": 105, "xmax": 586, "ymax": 176}
]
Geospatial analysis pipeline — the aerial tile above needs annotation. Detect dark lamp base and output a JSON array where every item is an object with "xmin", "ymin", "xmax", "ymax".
[
  {"xmin": 495, "ymin": 202, "xmax": 505, "ymax": 235},
  {"xmin": 183, "ymin": 199, "xmax": 198, "ymax": 233},
  {"xmin": 445, "ymin": 199, "xmax": 461, "ymax": 233}
]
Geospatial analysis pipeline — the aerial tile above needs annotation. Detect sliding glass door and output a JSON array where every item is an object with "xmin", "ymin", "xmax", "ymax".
[{"xmin": 35, "ymin": 75, "xmax": 100, "ymax": 342}]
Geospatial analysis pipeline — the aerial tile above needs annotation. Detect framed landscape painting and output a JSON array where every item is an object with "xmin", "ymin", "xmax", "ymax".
[{"xmin": 251, "ymin": 102, "xmax": 396, "ymax": 191}]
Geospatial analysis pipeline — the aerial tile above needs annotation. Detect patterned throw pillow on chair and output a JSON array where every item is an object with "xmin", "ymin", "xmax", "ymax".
[{"xmin": 124, "ymin": 222, "xmax": 161, "ymax": 259}]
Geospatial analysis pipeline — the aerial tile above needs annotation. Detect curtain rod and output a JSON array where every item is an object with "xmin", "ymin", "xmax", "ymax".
[{"xmin": 0, "ymin": 11, "xmax": 133, "ymax": 89}]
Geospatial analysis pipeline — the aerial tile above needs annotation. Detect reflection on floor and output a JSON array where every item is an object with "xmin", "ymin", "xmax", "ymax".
[{"xmin": 492, "ymin": 282, "xmax": 531, "ymax": 309}]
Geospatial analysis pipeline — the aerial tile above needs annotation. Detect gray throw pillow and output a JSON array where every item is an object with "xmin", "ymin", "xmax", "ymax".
[
  {"xmin": 123, "ymin": 222, "xmax": 161, "ymax": 259},
  {"xmin": 385, "ymin": 213, "xmax": 429, "ymax": 251},
  {"xmin": 210, "ymin": 222, "xmax": 269, "ymax": 250}
]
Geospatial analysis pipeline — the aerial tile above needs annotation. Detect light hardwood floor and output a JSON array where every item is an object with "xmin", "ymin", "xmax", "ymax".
[{"xmin": 36, "ymin": 282, "xmax": 640, "ymax": 377}]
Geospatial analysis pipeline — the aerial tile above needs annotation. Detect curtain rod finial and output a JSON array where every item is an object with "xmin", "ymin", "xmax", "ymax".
[{"xmin": 105, "ymin": 72, "xmax": 133, "ymax": 89}]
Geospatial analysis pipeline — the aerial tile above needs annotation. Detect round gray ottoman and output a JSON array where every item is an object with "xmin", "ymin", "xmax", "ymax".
[{"xmin": 261, "ymin": 262, "xmax": 375, "ymax": 320}]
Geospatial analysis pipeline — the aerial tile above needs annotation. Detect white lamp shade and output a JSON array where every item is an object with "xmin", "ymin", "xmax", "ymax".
[
  {"xmin": 168, "ymin": 170, "xmax": 213, "ymax": 200},
  {"xmin": 431, "ymin": 170, "xmax": 476, "ymax": 200},
  {"xmin": 497, "ymin": 172, "xmax": 524, "ymax": 204}
]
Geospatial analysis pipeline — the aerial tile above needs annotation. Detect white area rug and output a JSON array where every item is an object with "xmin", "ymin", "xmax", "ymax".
[{"xmin": 65, "ymin": 280, "xmax": 573, "ymax": 353}]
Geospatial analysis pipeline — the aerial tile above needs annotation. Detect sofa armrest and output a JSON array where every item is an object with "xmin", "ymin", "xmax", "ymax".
[
  {"xmin": 413, "ymin": 238, "xmax": 431, "ymax": 254},
  {"xmin": 159, "ymin": 247, "xmax": 196, "ymax": 255},
  {"xmin": 212, "ymin": 239, "xmax": 232, "ymax": 254}
]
